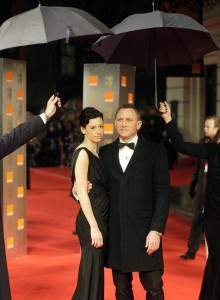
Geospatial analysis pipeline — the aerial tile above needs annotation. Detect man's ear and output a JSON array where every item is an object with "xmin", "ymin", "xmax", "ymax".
[{"xmin": 137, "ymin": 120, "xmax": 142, "ymax": 130}]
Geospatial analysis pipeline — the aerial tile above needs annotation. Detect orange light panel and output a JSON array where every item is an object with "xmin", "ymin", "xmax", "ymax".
[
  {"xmin": 17, "ymin": 218, "xmax": 24, "ymax": 230},
  {"xmin": 7, "ymin": 237, "xmax": 14, "ymax": 249},
  {"xmin": 17, "ymin": 186, "xmax": 24, "ymax": 198},
  {"xmin": 6, "ymin": 171, "xmax": 13, "ymax": 183},
  {"xmin": 104, "ymin": 91, "xmax": 114, "ymax": 102},
  {"xmin": 88, "ymin": 76, "xmax": 98, "ymax": 86},
  {"xmin": 6, "ymin": 71, "xmax": 13, "ymax": 82},
  {"xmin": 17, "ymin": 154, "xmax": 24, "ymax": 166},
  {"xmin": 104, "ymin": 123, "xmax": 114, "ymax": 135},
  {"xmin": 192, "ymin": 63, "xmax": 201, "ymax": 74},
  {"xmin": 121, "ymin": 76, "xmax": 127, "ymax": 87},
  {"xmin": 6, "ymin": 105, "xmax": 13, "ymax": 116},
  {"xmin": 16, "ymin": 89, "xmax": 23, "ymax": 100},
  {"xmin": 7, "ymin": 204, "xmax": 14, "ymax": 216},
  {"xmin": 128, "ymin": 93, "xmax": 134, "ymax": 104}
]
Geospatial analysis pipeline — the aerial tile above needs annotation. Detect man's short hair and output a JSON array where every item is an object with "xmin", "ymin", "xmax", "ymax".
[
  {"xmin": 205, "ymin": 115, "xmax": 220, "ymax": 129},
  {"xmin": 115, "ymin": 104, "xmax": 141, "ymax": 120}
]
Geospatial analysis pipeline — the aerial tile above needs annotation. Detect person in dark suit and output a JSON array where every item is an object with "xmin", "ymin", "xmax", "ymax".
[
  {"xmin": 0, "ymin": 94, "xmax": 61, "ymax": 300},
  {"xmin": 160, "ymin": 101, "xmax": 220, "ymax": 300},
  {"xmin": 99, "ymin": 104, "xmax": 170, "ymax": 300},
  {"xmin": 180, "ymin": 116, "xmax": 220, "ymax": 260}
]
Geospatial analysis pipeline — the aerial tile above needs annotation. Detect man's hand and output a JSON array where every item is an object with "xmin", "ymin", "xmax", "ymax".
[
  {"xmin": 72, "ymin": 180, "xmax": 92, "ymax": 199},
  {"xmin": 145, "ymin": 231, "xmax": 161, "ymax": 255},
  {"xmin": 45, "ymin": 95, "xmax": 61, "ymax": 119},
  {"xmin": 159, "ymin": 101, "xmax": 172, "ymax": 124}
]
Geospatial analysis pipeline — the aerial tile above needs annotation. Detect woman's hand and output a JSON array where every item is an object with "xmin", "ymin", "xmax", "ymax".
[{"xmin": 91, "ymin": 225, "xmax": 103, "ymax": 248}]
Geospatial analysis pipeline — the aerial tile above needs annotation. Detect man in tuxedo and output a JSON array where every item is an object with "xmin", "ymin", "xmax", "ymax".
[
  {"xmin": 99, "ymin": 104, "xmax": 170, "ymax": 300},
  {"xmin": 0, "ymin": 94, "xmax": 61, "ymax": 300}
]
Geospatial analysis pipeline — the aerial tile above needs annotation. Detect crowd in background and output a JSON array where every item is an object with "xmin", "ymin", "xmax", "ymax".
[{"xmin": 28, "ymin": 101, "xmax": 177, "ymax": 169}]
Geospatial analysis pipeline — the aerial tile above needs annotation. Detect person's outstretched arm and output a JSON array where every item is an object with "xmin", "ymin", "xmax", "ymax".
[
  {"xmin": 0, "ymin": 95, "xmax": 61, "ymax": 159},
  {"xmin": 159, "ymin": 101, "xmax": 209, "ymax": 159}
]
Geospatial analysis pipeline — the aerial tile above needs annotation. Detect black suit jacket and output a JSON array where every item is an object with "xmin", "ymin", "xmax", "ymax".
[
  {"xmin": 99, "ymin": 135, "xmax": 170, "ymax": 272},
  {"xmin": 0, "ymin": 116, "xmax": 46, "ymax": 300}
]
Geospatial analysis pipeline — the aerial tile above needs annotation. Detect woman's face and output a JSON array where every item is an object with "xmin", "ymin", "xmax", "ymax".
[{"xmin": 81, "ymin": 117, "xmax": 104, "ymax": 143}]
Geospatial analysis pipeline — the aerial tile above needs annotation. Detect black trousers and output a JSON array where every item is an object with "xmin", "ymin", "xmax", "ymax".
[
  {"xmin": 112, "ymin": 269, "xmax": 164, "ymax": 300},
  {"xmin": 199, "ymin": 218, "xmax": 220, "ymax": 299},
  {"xmin": 0, "ymin": 206, "xmax": 11, "ymax": 300},
  {"xmin": 187, "ymin": 209, "xmax": 204, "ymax": 254}
]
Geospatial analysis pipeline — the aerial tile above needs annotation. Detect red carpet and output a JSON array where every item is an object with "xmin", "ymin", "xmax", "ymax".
[{"xmin": 7, "ymin": 165, "xmax": 205, "ymax": 300}]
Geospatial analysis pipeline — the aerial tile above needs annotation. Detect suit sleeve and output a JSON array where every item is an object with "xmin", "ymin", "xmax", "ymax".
[
  {"xmin": 166, "ymin": 120, "xmax": 210, "ymax": 159},
  {"xmin": 151, "ymin": 145, "xmax": 170, "ymax": 234},
  {"xmin": 0, "ymin": 116, "xmax": 46, "ymax": 160}
]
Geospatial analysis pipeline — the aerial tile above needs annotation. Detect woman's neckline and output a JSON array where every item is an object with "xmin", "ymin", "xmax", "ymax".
[{"xmin": 76, "ymin": 146, "xmax": 99, "ymax": 158}]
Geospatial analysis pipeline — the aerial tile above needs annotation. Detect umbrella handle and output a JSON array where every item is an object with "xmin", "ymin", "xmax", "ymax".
[
  {"xmin": 155, "ymin": 101, "xmax": 165, "ymax": 115},
  {"xmin": 53, "ymin": 90, "xmax": 61, "ymax": 109}
]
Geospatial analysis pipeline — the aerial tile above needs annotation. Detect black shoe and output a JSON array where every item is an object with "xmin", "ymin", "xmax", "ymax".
[{"xmin": 180, "ymin": 252, "xmax": 195, "ymax": 260}]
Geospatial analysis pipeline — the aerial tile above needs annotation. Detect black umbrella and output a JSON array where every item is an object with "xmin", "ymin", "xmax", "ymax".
[
  {"xmin": 92, "ymin": 10, "xmax": 219, "ymax": 107},
  {"xmin": 0, "ymin": 5, "xmax": 112, "ymax": 50}
]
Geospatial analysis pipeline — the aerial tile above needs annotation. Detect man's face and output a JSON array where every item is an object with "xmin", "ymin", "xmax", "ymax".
[
  {"xmin": 115, "ymin": 108, "xmax": 142, "ymax": 142},
  {"xmin": 204, "ymin": 119, "xmax": 218, "ymax": 139}
]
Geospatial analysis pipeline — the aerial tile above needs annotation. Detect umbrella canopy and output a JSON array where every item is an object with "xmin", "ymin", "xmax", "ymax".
[
  {"xmin": 92, "ymin": 10, "xmax": 218, "ymax": 69},
  {"xmin": 0, "ymin": 5, "xmax": 112, "ymax": 51}
]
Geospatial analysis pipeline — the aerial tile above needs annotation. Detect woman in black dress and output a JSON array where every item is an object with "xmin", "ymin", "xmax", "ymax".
[
  {"xmin": 70, "ymin": 107, "xmax": 109, "ymax": 300},
  {"xmin": 160, "ymin": 101, "xmax": 220, "ymax": 300}
]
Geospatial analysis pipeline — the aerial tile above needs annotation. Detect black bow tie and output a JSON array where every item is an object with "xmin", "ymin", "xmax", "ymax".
[{"xmin": 118, "ymin": 142, "xmax": 135, "ymax": 150}]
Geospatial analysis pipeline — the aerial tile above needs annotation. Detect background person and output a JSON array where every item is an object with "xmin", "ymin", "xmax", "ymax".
[
  {"xmin": 180, "ymin": 115, "xmax": 220, "ymax": 260},
  {"xmin": 160, "ymin": 101, "xmax": 220, "ymax": 300}
]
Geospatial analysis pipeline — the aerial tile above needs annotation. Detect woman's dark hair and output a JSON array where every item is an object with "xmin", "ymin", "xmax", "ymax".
[{"xmin": 69, "ymin": 107, "xmax": 103, "ymax": 151}]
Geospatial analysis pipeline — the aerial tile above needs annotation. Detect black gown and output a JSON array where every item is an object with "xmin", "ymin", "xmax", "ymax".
[
  {"xmin": 71, "ymin": 147, "xmax": 109, "ymax": 300},
  {"xmin": 167, "ymin": 121, "xmax": 220, "ymax": 300}
]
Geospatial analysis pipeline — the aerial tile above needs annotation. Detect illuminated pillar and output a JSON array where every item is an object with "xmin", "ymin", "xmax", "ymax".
[
  {"xmin": 0, "ymin": 58, "xmax": 27, "ymax": 259},
  {"xmin": 83, "ymin": 63, "xmax": 135, "ymax": 145}
]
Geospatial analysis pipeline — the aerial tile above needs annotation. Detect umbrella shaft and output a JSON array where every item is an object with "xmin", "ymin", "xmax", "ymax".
[{"xmin": 154, "ymin": 57, "xmax": 157, "ymax": 107}]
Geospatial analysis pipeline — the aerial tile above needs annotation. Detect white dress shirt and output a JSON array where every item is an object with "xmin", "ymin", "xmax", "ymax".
[{"xmin": 119, "ymin": 135, "xmax": 138, "ymax": 172}]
